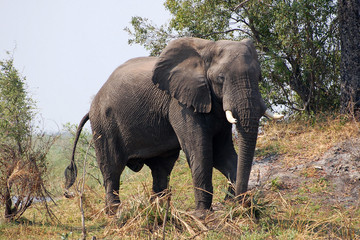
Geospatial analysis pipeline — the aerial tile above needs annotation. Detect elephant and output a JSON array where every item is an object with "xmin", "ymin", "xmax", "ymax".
[{"xmin": 64, "ymin": 37, "xmax": 283, "ymax": 215}]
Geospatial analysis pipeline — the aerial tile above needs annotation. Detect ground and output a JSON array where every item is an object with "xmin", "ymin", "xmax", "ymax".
[{"xmin": 250, "ymin": 138, "xmax": 360, "ymax": 209}]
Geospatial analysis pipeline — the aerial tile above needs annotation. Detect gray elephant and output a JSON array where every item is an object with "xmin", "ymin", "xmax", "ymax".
[{"xmin": 64, "ymin": 37, "xmax": 282, "ymax": 214}]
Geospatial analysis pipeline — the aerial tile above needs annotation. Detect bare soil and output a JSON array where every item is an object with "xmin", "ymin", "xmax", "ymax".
[{"xmin": 249, "ymin": 138, "xmax": 360, "ymax": 208}]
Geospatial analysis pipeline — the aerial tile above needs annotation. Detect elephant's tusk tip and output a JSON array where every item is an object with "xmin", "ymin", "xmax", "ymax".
[
  {"xmin": 230, "ymin": 119, "xmax": 238, "ymax": 124},
  {"xmin": 264, "ymin": 109, "xmax": 284, "ymax": 120},
  {"xmin": 225, "ymin": 110, "xmax": 238, "ymax": 124},
  {"xmin": 273, "ymin": 113, "xmax": 284, "ymax": 120}
]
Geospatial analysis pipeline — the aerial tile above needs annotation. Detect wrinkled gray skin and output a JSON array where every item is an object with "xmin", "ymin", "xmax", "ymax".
[{"xmin": 65, "ymin": 37, "xmax": 267, "ymax": 214}]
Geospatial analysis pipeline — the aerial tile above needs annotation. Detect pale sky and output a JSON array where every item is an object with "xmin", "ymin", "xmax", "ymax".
[{"xmin": 0, "ymin": 0, "xmax": 170, "ymax": 132}]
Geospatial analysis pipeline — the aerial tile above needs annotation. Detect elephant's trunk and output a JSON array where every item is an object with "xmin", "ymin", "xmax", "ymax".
[
  {"xmin": 224, "ymin": 103, "xmax": 262, "ymax": 197},
  {"xmin": 225, "ymin": 106, "xmax": 282, "ymax": 197},
  {"xmin": 222, "ymin": 74, "xmax": 264, "ymax": 198},
  {"xmin": 226, "ymin": 99, "xmax": 260, "ymax": 195},
  {"xmin": 235, "ymin": 120, "xmax": 259, "ymax": 196}
]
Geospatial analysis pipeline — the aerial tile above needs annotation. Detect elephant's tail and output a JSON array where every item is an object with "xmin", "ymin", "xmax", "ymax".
[{"xmin": 64, "ymin": 112, "xmax": 90, "ymax": 197}]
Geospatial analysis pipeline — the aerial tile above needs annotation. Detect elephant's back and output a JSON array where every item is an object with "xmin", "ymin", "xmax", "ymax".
[
  {"xmin": 92, "ymin": 56, "xmax": 162, "ymax": 108},
  {"xmin": 106, "ymin": 56, "xmax": 158, "ymax": 88},
  {"xmin": 89, "ymin": 56, "xmax": 178, "ymax": 159},
  {"xmin": 95, "ymin": 56, "xmax": 169, "ymax": 109}
]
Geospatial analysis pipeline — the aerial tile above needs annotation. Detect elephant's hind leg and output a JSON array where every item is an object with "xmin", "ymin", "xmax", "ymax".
[
  {"xmin": 145, "ymin": 150, "xmax": 179, "ymax": 200},
  {"xmin": 93, "ymin": 129, "xmax": 125, "ymax": 215},
  {"xmin": 213, "ymin": 130, "xmax": 238, "ymax": 200}
]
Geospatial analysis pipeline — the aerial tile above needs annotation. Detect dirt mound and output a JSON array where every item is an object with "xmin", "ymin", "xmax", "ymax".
[{"xmin": 249, "ymin": 138, "xmax": 360, "ymax": 208}]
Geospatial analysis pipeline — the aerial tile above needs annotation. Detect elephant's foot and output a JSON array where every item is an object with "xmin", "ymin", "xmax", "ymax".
[
  {"xmin": 191, "ymin": 201, "xmax": 213, "ymax": 220},
  {"xmin": 190, "ymin": 208, "xmax": 213, "ymax": 220},
  {"xmin": 105, "ymin": 202, "xmax": 120, "ymax": 216},
  {"xmin": 105, "ymin": 198, "xmax": 120, "ymax": 216},
  {"xmin": 196, "ymin": 200, "xmax": 212, "ymax": 210},
  {"xmin": 149, "ymin": 189, "xmax": 171, "ymax": 207}
]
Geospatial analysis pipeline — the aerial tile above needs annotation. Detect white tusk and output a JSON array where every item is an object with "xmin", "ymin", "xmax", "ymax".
[
  {"xmin": 225, "ymin": 110, "xmax": 238, "ymax": 124},
  {"xmin": 264, "ymin": 109, "xmax": 284, "ymax": 120}
]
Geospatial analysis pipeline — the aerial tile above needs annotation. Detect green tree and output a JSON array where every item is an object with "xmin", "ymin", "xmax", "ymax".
[
  {"xmin": 0, "ymin": 55, "xmax": 56, "ymax": 221},
  {"xmin": 126, "ymin": 0, "xmax": 340, "ymax": 113},
  {"xmin": 0, "ymin": 56, "xmax": 33, "ymax": 152}
]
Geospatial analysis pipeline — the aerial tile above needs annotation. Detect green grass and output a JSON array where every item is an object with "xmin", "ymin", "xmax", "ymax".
[{"xmin": 1, "ymin": 115, "xmax": 360, "ymax": 239}]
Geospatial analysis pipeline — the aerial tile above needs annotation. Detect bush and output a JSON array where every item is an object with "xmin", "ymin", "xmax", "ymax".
[{"xmin": 0, "ymin": 55, "xmax": 56, "ymax": 221}]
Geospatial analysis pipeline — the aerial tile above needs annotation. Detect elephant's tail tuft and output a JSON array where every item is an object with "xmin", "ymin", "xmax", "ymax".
[
  {"xmin": 64, "ymin": 161, "xmax": 77, "ymax": 197},
  {"xmin": 64, "ymin": 112, "xmax": 90, "ymax": 197}
]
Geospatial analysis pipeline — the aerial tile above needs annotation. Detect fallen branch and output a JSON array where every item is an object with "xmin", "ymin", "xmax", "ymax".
[
  {"xmin": 162, "ymin": 192, "xmax": 171, "ymax": 240},
  {"xmin": 79, "ymin": 139, "xmax": 93, "ymax": 240}
]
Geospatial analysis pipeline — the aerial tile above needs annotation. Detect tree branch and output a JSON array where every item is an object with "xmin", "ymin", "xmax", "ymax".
[
  {"xmin": 234, "ymin": 0, "xmax": 252, "ymax": 11},
  {"xmin": 198, "ymin": 28, "xmax": 252, "ymax": 39},
  {"xmin": 271, "ymin": 72, "xmax": 311, "ymax": 112}
]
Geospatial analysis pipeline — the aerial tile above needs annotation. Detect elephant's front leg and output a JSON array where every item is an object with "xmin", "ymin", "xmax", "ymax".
[
  {"xmin": 170, "ymin": 106, "xmax": 214, "ymax": 210},
  {"xmin": 186, "ymin": 145, "xmax": 213, "ymax": 210},
  {"xmin": 180, "ymin": 138, "xmax": 214, "ymax": 210}
]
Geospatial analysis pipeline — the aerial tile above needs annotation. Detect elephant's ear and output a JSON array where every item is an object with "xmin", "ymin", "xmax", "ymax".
[{"xmin": 152, "ymin": 38, "xmax": 212, "ymax": 113}]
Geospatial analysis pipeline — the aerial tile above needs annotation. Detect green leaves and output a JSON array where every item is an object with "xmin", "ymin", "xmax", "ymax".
[
  {"xmin": 245, "ymin": 0, "xmax": 339, "ymax": 112},
  {"xmin": 165, "ymin": 0, "xmax": 233, "ymax": 40},
  {"xmin": 0, "ymin": 56, "xmax": 34, "ymax": 151},
  {"xmin": 125, "ymin": 16, "xmax": 174, "ymax": 56}
]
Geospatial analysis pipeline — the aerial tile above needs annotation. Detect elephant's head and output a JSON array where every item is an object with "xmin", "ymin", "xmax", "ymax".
[{"xmin": 152, "ymin": 37, "xmax": 282, "ymax": 197}]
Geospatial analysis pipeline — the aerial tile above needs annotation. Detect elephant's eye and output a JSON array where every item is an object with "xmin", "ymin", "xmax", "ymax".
[{"xmin": 217, "ymin": 73, "xmax": 225, "ymax": 82}]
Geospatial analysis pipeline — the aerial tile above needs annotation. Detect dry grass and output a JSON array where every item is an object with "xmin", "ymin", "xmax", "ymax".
[
  {"xmin": 0, "ymin": 139, "xmax": 56, "ymax": 222},
  {"xmin": 103, "ymin": 191, "xmax": 263, "ymax": 239},
  {"xmin": 1, "ymin": 113, "xmax": 359, "ymax": 239},
  {"xmin": 2, "ymin": 186, "xmax": 358, "ymax": 239},
  {"xmin": 256, "ymin": 113, "xmax": 360, "ymax": 166}
]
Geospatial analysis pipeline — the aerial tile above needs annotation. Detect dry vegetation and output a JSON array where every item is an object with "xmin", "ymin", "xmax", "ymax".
[
  {"xmin": 257, "ymin": 113, "xmax": 359, "ymax": 166},
  {"xmin": 0, "ymin": 114, "xmax": 359, "ymax": 239}
]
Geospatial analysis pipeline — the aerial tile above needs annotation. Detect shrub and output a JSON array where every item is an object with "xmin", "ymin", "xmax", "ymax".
[{"xmin": 0, "ymin": 55, "xmax": 56, "ymax": 221}]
